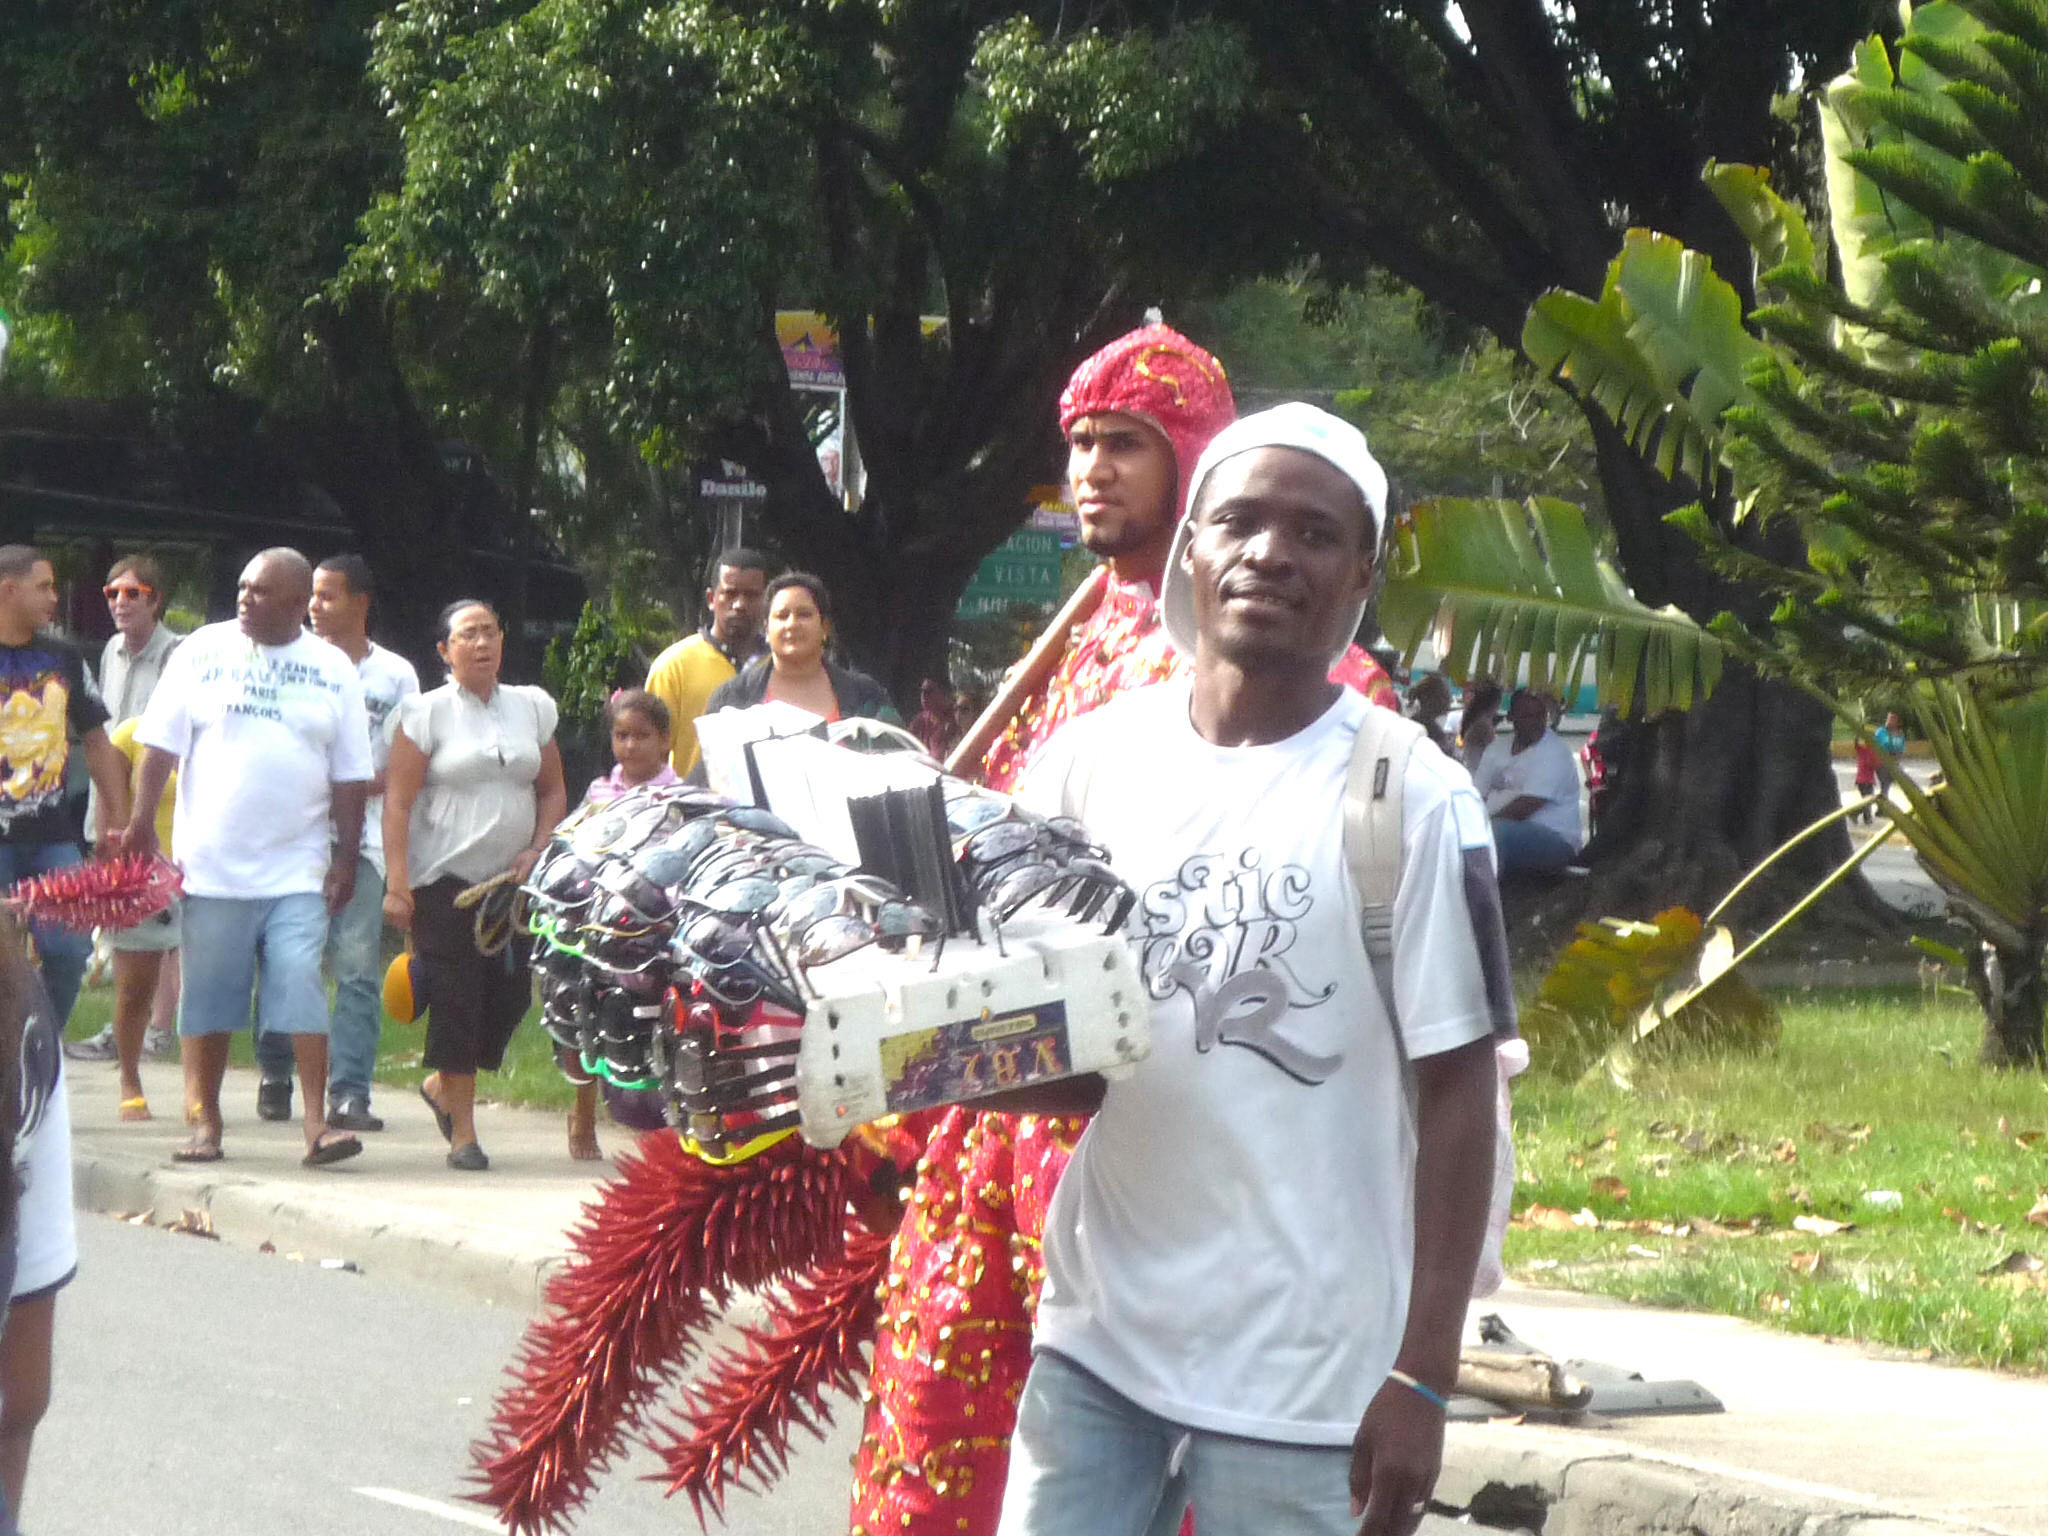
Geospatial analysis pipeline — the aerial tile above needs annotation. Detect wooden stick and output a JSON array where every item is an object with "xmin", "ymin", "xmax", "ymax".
[{"xmin": 946, "ymin": 564, "xmax": 1110, "ymax": 779}]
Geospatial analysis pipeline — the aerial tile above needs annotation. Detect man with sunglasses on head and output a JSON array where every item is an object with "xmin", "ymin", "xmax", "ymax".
[
  {"xmin": 994, "ymin": 404, "xmax": 1508, "ymax": 1536},
  {"xmin": 69, "ymin": 555, "xmax": 182, "ymax": 1065}
]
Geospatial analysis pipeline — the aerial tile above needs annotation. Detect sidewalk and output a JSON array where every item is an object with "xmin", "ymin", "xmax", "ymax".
[{"xmin": 66, "ymin": 1056, "xmax": 2048, "ymax": 1536}]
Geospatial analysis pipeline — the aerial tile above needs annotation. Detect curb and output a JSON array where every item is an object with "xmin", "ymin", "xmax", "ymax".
[
  {"xmin": 1439, "ymin": 1426, "xmax": 2011, "ymax": 1536},
  {"xmin": 72, "ymin": 1146, "xmax": 571, "ymax": 1312}
]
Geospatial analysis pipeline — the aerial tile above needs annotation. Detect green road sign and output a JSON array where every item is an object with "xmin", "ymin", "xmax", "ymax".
[{"xmin": 958, "ymin": 528, "xmax": 1061, "ymax": 617}]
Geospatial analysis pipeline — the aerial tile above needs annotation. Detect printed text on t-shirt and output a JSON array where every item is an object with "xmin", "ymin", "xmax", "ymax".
[{"xmin": 1136, "ymin": 851, "xmax": 1342, "ymax": 1085}]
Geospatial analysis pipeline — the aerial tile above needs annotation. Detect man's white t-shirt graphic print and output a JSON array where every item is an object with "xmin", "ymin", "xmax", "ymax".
[{"xmin": 1017, "ymin": 681, "xmax": 1494, "ymax": 1445}]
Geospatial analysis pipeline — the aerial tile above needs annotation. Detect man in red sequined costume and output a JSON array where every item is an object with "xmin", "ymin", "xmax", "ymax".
[{"xmin": 851, "ymin": 325, "xmax": 1395, "ymax": 1535}]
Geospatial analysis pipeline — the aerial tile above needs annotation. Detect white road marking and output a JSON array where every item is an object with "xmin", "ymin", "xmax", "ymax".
[{"xmin": 353, "ymin": 1487, "xmax": 507, "ymax": 1531}]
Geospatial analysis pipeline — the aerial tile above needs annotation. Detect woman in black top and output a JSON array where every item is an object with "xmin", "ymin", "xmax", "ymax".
[{"xmin": 704, "ymin": 572, "xmax": 899, "ymax": 724}]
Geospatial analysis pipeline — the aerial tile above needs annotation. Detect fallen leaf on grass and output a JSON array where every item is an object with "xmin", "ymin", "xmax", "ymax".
[
  {"xmin": 1566, "ymin": 1153, "xmax": 1586, "ymax": 1169},
  {"xmin": 1758, "ymin": 1291, "xmax": 1792, "ymax": 1315},
  {"xmin": 1770, "ymin": 1138, "xmax": 1799, "ymax": 1164},
  {"xmin": 1942, "ymin": 1207, "xmax": 2001, "ymax": 1236},
  {"xmin": 1981, "ymin": 1251, "xmax": 2044, "ymax": 1276},
  {"xmin": 1975, "ymin": 1175, "xmax": 1998, "ymax": 1192},
  {"xmin": 1787, "ymin": 1251, "xmax": 1828, "ymax": 1277},
  {"xmin": 2026, "ymin": 1195, "xmax": 2048, "ymax": 1229},
  {"xmin": 1515, "ymin": 1204, "xmax": 1601, "ymax": 1231},
  {"xmin": 166, "ymin": 1209, "xmax": 217, "ymax": 1240},
  {"xmin": 2015, "ymin": 1131, "xmax": 2044, "ymax": 1149},
  {"xmin": 1793, "ymin": 1214, "xmax": 1855, "ymax": 1237},
  {"xmin": 1590, "ymin": 1176, "xmax": 1631, "ymax": 1203},
  {"xmin": 1804, "ymin": 1122, "xmax": 1872, "ymax": 1146},
  {"xmin": 1694, "ymin": 1216, "xmax": 1767, "ymax": 1238},
  {"xmin": 1625, "ymin": 1244, "xmax": 1662, "ymax": 1260},
  {"xmin": 1585, "ymin": 1129, "xmax": 1619, "ymax": 1153},
  {"xmin": 1982, "ymin": 1253, "xmax": 2048, "ymax": 1292}
]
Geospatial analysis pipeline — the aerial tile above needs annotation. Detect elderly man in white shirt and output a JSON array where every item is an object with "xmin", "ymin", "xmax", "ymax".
[{"xmin": 1471, "ymin": 688, "xmax": 1583, "ymax": 872}]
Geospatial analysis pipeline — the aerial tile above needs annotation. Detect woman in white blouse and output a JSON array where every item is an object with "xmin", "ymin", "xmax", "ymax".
[{"xmin": 382, "ymin": 600, "xmax": 567, "ymax": 1171}]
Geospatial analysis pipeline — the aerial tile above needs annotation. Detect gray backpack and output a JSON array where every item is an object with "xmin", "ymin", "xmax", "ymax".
[{"xmin": 1342, "ymin": 705, "xmax": 1521, "ymax": 1299}]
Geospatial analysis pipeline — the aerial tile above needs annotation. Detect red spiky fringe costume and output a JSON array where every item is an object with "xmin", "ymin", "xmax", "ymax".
[
  {"xmin": 470, "ymin": 327, "xmax": 1396, "ymax": 1534},
  {"xmin": 2, "ymin": 854, "xmax": 181, "ymax": 932}
]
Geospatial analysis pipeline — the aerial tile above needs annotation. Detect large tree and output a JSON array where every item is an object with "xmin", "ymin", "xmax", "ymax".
[
  {"xmin": 1202, "ymin": 1, "xmax": 1903, "ymax": 917},
  {"xmin": 0, "ymin": 1, "xmax": 506, "ymax": 651},
  {"xmin": 357, "ymin": 0, "xmax": 1256, "ymax": 701}
]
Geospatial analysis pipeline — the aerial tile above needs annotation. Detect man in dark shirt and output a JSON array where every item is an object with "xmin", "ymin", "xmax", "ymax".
[{"xmin": 0, "ymin": 546, "xmax": 133, "ymax": 1033}]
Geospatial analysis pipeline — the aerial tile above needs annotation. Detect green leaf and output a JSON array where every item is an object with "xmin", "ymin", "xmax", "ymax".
[
  {"xmin": 1382, "ymin": 495, "xmax": 1726, "ymax": 718},
  {"xmin": 1524, "ymin": 231, "xmax": 1763, "ymax": 486}
]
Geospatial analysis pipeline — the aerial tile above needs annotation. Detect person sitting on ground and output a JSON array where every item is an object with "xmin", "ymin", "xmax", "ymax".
[
  {"xmin": 0, "ymin": 915, "xmax": 78, "ymax": 1533},
  {"xmin": 643, "ymin": 549, "xmax": 769, "ymax": 777},
  {"xmin": 70, "ymin": 553, "xmax": 181, "ymax": 1066},
  {"xmin": 1407, "ymin": 671, "xmax": 1454, "ymax": 756},
  {"xmin": 125, "ymin": 547, "xmax": 373, "ymax": 1169},
  {"xmin": 1457, "ymin": 679, "xmax": 1501, "ymax": 775},
  {"xmin": 703, "ymin": 572, "xmax": 899, "ymax": 724},
  {"xmin": 382, "ymin": 600, "xmax": 567, "ymax": 1173},
  {"xmin": 1471, "ymin": 687, "xmax": 1583, "ymax": 874},
  {"xmin": 555, "ymin": 686, "xmax": 679, "ymax": 1159}
]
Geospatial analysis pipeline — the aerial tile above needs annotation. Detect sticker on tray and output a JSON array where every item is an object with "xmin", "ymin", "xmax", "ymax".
[{"xmin": 878, "ymin": 1002, "xmax": 1073, "ymax": 1112}]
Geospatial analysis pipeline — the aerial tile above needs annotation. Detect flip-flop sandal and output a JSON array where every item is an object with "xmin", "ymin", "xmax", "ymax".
[
  {"xmin": 302, "ymin": 1130, "xmax": 363, "ymax": 1168},
  {"xmin": 418, "ymin": 1082, "xmax": 454, "ymax": 1144},
  {"xmin": 119, "ymin": 1096, "xmax": 153, "ymax": 1122},
  {"xmin": 172, "ymin": 1136, "xmax": 222, "ymax": 1164}
]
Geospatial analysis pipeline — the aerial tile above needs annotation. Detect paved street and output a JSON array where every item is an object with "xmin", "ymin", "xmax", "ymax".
[{"xmin": 31, "ymin": 1212, "xmax": 861, "ymax": 1535}]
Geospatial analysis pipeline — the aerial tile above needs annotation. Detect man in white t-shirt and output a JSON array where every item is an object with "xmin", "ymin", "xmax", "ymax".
[
  {"xmin": 254, "ymin": 554, "xmax": 419, "ymax": 1132},
  {"xmin": 994, "ymin": 404, "xmax": 1507, "ymax": 1536},
  {"xmin": 1470, "ymin": 688, "xmax": 1582, "ymax": 873},
  {"xmin": 125, "ymin": 548, "xmax": 374, "ymax": 1168}
]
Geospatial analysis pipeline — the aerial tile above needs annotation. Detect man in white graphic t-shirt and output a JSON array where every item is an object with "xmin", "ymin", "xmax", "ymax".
[
  {"xmin": 126, "ymin": 548, "xmax": 373, "ymax": 1169},
  {"xmin": 993, "ymin": 404, "xmax": 1510, "ymax": 1536}
]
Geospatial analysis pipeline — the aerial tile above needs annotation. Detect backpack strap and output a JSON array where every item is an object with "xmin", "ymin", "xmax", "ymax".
[{"xmin": 1342, "ymin": 705, "xmax": 1424, "ymax": 1030}]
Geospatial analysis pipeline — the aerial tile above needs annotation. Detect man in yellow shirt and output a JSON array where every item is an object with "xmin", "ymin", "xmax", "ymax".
[{"xmin": 643, "ymin": 548, "xmax": 768, "ymax": 775}]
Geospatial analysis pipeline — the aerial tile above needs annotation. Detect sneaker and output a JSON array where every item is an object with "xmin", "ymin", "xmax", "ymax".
[
  {"xmin": 63, "ymin": 1026, "xmax": 118, "ymax": 1063},
  {"xmin": 256, "ymin": 1079, "xmax": 293, "ymax": 1122},
  {"xmin": 328, "ymin": 1095, "xmax": 385, "ymax": 1133},
  {"xmin": 143, "ymin": 1027, "xmax": 177, "ymax": 1060}
]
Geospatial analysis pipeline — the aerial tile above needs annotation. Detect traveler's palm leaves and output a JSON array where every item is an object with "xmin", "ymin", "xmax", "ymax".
[{"xmin": 1380, "ymin": 495, "xmax": 1726, "ymax": 718}]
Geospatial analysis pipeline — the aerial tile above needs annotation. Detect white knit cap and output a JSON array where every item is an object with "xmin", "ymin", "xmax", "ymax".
[{"xmin": 1159, "ymin": 402, "xmax": 1388, "ymax": 660}]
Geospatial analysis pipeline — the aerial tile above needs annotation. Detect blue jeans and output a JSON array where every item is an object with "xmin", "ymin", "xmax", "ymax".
[
  {"xmin": 255, "ymin": 866, "xmax": 385, "ymax": 1100},
  {"xmin": 0, "ymin": 842, "xmax": 90, "ymax": 1032},
  {"xmin": 996, "ymin": 1350, "xmax": 1355, "ymax": 1536},
  {"xmin": 180, "ymin": 894, "xmax": 330, "ymax": 1038},
  {"xmin": 1489, "ymin": 817, "xmax": 1577, "ymax": 873}
]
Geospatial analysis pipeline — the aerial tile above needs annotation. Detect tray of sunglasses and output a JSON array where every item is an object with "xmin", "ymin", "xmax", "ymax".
[{"xmin": 790, "ymin": 910, "xmax": 1149, "ymax": 1147}]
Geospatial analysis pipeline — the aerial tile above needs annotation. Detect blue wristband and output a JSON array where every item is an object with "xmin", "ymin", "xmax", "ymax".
[{"xmin": 1386, "ymin": 1368, "xmax": 1448, "ymax": 1411}]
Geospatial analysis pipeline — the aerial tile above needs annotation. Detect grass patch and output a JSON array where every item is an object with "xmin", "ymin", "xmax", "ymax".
[{"xmin": 1508, "ymin": 987, "xmax": 2048, "ymax": 1371}]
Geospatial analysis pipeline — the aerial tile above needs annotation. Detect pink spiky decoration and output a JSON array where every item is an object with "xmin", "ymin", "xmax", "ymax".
[
  {"xmin": 469, "ymin": 1131, "xmax": 871, "ymax": 1533},
  {"xmin": 4, "ymin": 855, "xmax": 182, "ymax": 932}
]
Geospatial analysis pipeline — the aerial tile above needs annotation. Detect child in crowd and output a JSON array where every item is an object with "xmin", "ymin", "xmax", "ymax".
[
  {"xmin": 559, "ymin": 690, "xmax": 679, "ymax": 1158},
  {"xmin": 1852, "ymin": 734, "xmax": 1881, "ymax": 823},
  {"xmin": 102, "ymin": 717, "xmax": 180, "ymax": 1120}
]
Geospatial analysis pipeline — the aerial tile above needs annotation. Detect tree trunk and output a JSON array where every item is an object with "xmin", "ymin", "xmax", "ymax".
[
  {"xmin": 1544, "ymin": 413, "xmax": 1894, "ymax": 947},
  {"xmin": 1970, "ymin": 939, "xmax": 2048, "ymax": 1070}
]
